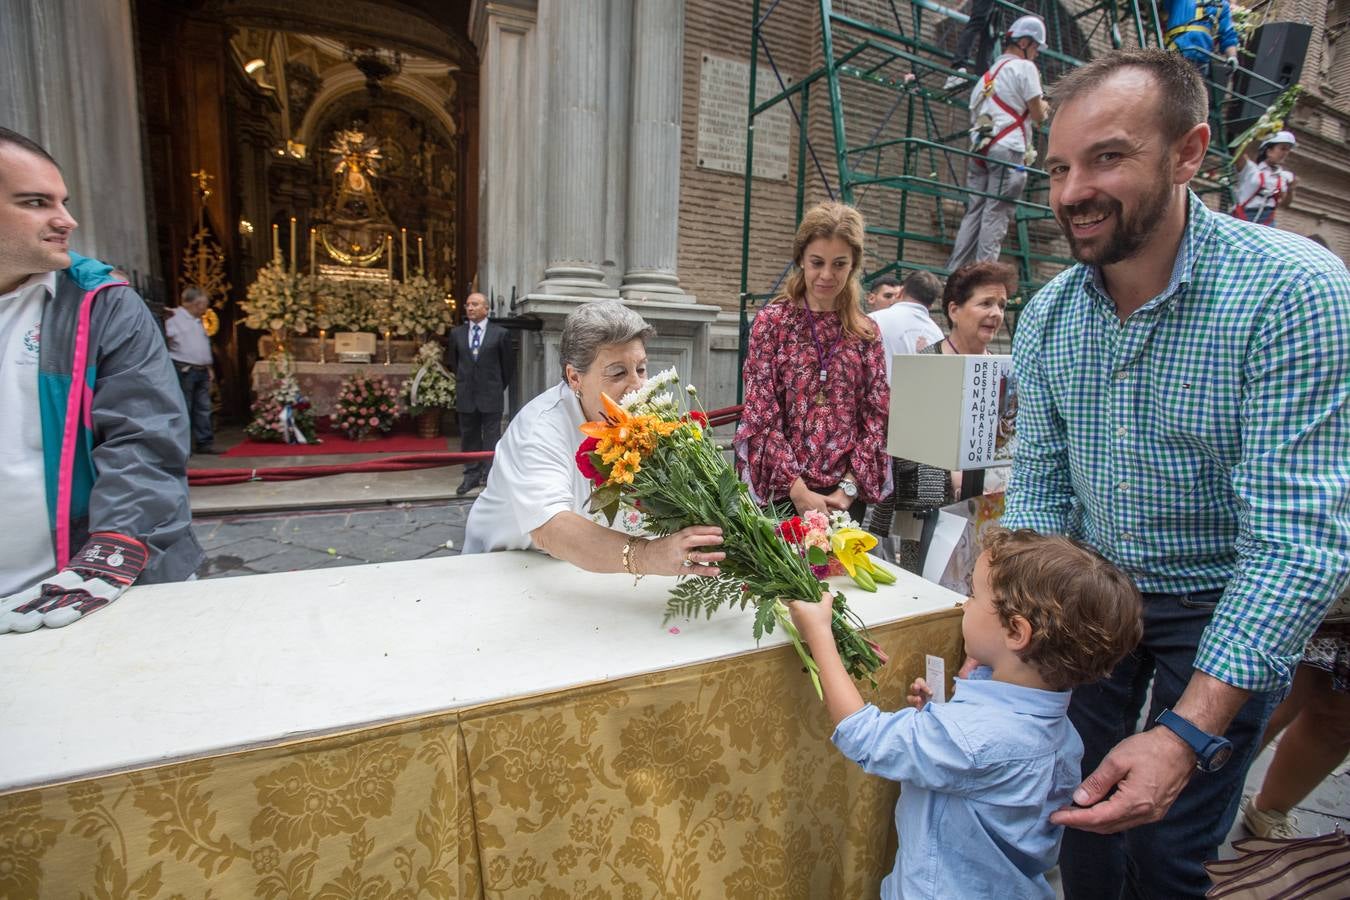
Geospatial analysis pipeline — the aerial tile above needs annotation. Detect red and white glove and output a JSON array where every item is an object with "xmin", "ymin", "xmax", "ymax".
[{"xmin": 0, "ymin": 532, "xmax": 148, "ymax": 634}]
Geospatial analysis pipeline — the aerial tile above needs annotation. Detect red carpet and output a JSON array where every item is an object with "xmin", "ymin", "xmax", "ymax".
[{"xmin": 222, "ymin": 430, "xmax": 449, "ymax": 457}]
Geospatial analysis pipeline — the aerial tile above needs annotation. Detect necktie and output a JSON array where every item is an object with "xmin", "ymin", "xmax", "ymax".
[{"xmin": 471, "ymin": 324, "xmax": 481, "ymax": 359}]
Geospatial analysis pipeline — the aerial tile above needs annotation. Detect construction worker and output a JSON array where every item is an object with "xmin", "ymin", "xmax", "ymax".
[
  {"xmin": 945, "ymin": 15, "xmax": 1049, "ymax": 272},
  {"xmin": 1161, "ymin": 0, "xmax": 1240, "ymax": 78},
  {"xmin": 1231, "ymin": 130, "xmax": 1298, "ymax": 226}
]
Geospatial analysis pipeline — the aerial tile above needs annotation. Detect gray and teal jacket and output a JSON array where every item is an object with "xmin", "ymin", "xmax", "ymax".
[{"xmin": 38, "ymin": 253, "xmax": 202, "ymax": 583}]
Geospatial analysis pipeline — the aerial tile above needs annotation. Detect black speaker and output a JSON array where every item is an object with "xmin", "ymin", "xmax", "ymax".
[{"xmin": 1230, "ymin": 22, "xmax": 1313, "ymax": 134}]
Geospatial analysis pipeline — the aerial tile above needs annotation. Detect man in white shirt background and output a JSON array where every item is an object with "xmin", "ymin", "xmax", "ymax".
[
  {"xmin": 164, "ymin": 285, "xmax": 218, "ymax": 454},
  {"xmin": 867, "ymin": 270, "xmax": 945, "ymax": 382}
]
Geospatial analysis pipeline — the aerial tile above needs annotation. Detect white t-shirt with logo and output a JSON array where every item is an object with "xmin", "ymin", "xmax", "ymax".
[
  {"xmin": 0, "ymin": 272, "xmax": 58, "ymax": 594},
  {"xmin": 968, "ymin": 54, "xmax": 1042, "ymax": 154}
]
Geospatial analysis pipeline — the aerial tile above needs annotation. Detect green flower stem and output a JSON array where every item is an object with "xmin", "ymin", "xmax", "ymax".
[{"xmin": 774, "ymin": 601, "xmax": 823, "ymax": 700}]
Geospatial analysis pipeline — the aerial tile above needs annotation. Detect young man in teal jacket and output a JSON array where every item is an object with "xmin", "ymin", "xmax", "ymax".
[{"xmin": 0, "ymin": 128, "xmax": 201, "ymax": 633}]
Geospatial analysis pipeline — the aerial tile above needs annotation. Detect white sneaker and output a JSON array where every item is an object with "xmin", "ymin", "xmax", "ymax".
[
  {"xmin": 943, "ymin": 68, "xmax": 968, "ymax": 90},
  {"xmin": 1241, "ymin": 795, "xmax": 1301, "ymax": 839}
]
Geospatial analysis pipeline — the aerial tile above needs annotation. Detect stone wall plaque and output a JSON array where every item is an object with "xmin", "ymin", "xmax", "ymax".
[{"xmin": 697, "ymin": 52, "xmax": 792, "ymax": 181}]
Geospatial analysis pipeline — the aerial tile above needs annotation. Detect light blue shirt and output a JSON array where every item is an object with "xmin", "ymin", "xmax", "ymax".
[{"xmin": 832, "ymin": 668, "xmax": 1081, "ymax": 899}]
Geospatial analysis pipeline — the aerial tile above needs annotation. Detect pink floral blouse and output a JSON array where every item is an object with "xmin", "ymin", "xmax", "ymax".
[{"xmin": 734, "ymin": 300, "xmax": 892, "ymax": 504}]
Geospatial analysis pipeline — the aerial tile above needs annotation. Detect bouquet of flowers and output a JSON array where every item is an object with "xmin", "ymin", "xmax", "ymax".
[
  {"xmin": 320, "ymin": 277, "xmax": 384, "ymax": 333},
  {"xmin": 779, "ymin": 509, "xmax": 896, "ymax": 592},
  {"xmin": 1228, "ymin": 83, "xmax": 1303, "ymax": 161},
  {"xmin": 402, "ymin": 341, "xmax": 456, "ymax": 413},
  {"xmin": 333, "ymin": 372, "xmax": 400, "ymax": 440},
  {"xmin": 245, "ymin": 374, "xmax": 318, "ymax": 444},
  {"xmin": 241, "ymin": 262, "xmax": 316, "ymax": 336},
  {"xmin": 576, "ymin": 369, "xmax": 886, "ymax": 697},
  {"xmin": 389, "ymin": 275, "xmax": 454, "ymax": 340}
]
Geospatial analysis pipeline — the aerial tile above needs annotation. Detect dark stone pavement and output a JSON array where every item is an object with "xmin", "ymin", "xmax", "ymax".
[{"xmin": 194, "ymin": 499, "xmax": 471, "ymax": 578}]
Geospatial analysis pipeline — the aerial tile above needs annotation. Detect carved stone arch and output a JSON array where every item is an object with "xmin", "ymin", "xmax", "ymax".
[
  {"xmin": 296, "ymin": 72, "xmax": 459, "ymax": 149},
  {"xmin": 215, "ymin": 0, "xmax": 477, "ymax": 71}
]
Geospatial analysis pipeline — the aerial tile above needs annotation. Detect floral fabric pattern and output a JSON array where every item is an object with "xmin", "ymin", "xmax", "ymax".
[
  {"xmin": 0, "ymin": 610, "xmax": 961, "ymax": 899},
  {"xmin": 735, "ymin": 301, "xmax": 892, "ymax": 504}
]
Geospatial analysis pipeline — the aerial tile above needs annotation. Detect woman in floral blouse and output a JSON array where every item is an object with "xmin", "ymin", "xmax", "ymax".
[{"xmin": 734, "ymin": 202, "xmax": 891, "ymax": 517}]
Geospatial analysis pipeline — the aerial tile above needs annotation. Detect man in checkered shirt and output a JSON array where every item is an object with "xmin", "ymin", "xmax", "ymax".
[{"xmin": 1003, "ymin": 50, "xmax": 1350, "ymax": 899}]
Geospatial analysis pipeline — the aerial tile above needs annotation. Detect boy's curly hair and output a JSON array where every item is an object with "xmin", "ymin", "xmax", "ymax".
[{"xmin": 983, "ymin": 528, "xmax": 1143, "ymax": 691}]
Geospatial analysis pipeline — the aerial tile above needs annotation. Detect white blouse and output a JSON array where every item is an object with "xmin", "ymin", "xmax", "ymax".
[{"xmin": 462, "ymin": 381, "xmax": 640, "ymax": 553}]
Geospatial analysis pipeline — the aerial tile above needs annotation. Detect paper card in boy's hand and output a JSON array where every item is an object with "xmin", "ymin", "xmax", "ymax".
[{"xmin": 926, "ymin": 654, "xmax": 946, "ymax": 703}]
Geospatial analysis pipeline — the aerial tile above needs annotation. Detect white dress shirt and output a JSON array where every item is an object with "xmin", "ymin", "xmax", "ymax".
[
  {"xmin": 0, "ymin": 272, "xmax": 58, "ymax": 593},
  {"xmin": 870, "ymin": 301, "xmax": 945, "ymax": 381}
]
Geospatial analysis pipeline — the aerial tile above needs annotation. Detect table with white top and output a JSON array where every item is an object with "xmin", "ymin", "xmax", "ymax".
[{"xmin": 1, "ymin": 551, "xmax": 963, "ymax": 899}]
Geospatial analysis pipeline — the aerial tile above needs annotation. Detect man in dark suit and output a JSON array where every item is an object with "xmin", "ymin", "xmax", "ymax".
[{"xmin": 448, "ymin": 292, "xmax": 514, "ymax": 495}]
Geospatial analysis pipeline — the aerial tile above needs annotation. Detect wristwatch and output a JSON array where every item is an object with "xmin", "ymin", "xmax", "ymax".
[
  {"xmin": 838, "ymin": 479, "xmax": 859, "ymax": 499},
  {"xmin": 1154, "ymin": 708, "xmax": 1234, "ymax": 773}
]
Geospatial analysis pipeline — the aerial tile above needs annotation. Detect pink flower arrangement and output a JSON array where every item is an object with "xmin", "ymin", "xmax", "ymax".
[{"xmin": 334, "ymin": 372, "xmax": 401, "ymax": 440}]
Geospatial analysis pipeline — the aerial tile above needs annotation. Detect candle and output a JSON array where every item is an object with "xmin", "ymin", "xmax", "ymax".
[
  {"xmin": 271, "ymin": 223, "xmax": 279, "ymax": 262},
  {"xmin": 383, "ymin": 329, "xmax": 392, "ymax": 366},
  {"xmin": 318, "ymin": 328, "xmax": 326, "ymax": 364},
  {"xmin": 387, "ymin": 235, "xmax": 393, "ymax": 277},
  {"xmin": 417, "ymin": 236, "xmax": 424, "ymax": 275},
  {"xmin": 309, "ymin": 227, "xmax": 316, "ymax": 276},
  {"xmin": 401, "ymin": 227, "xmax": 408, "ymax": 281},
  {"xmin": 289, "ymin": 217, "xmax": 297, "ymax": 274}
]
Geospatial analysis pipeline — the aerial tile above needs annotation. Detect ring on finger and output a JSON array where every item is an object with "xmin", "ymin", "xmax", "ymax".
[{"xmin": 683, "ymin": 551, "xmax": 695, "ymax": 568}]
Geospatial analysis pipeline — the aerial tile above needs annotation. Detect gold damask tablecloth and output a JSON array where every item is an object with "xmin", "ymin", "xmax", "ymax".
[{"xmin": 1, "ymin": 609, "xmax": 961, "ymax": 899}]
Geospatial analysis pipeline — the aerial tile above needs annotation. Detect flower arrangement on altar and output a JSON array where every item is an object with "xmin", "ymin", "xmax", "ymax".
[
  {"xmin": 389, "ymin": 275, "xmax": 454, "ymax": 340},
  {"xmin": 402, "ymin": 342, "xmax": 456, "ymax": 414},
  {"xmin": 575, "ymin": 369, "xmax": 886, "ymax": 698},
  {"xmin": 245, "ymin": 374, "xmax": 318, "ymax": 444},
  {"xmin": 320, "ymin": 277, "xmax": 385, "ymax": 334},
  {"xmin": 334, "ymin": 372, "xmax": 401, "ymax": 440},
  {"xmin": 240, "ymin": 262, "xmax": 316, "ymax": 337}
]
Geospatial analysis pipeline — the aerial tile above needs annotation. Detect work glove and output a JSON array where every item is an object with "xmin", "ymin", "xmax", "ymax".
[{"xmin": 0, "ymin": 532, "xmax": 148, "ymax": 633}]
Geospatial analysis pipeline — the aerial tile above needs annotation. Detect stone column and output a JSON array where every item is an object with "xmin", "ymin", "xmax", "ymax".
[
  {"xmin": 470, "ymin": 0, "xmax": 543, "ymax": 315},
  {"xmin": 621, "ymin": 0, "xmax": 691, "ymax": 301},
  {"xmin": 0, "ymin": 0, "xmax": 151, "ymax": 276},
  {"xmin": 533, "ymin": 0, "xmax": 617, "ymax": 297}
]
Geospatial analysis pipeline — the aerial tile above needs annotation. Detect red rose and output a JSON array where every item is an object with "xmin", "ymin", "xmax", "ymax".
[
  {"xmin": 776, "ymin": 516, "xmax": 807, "ymax": 543},
  {"xmin": 575, "ymin": 436, "xmax": 605, "ymax": 486}
]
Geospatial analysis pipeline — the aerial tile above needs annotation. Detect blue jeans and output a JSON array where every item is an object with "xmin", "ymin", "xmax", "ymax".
[
  {"xmin": 176, "ymin": 364, "xmax": 214, "ymax": 450},
  {"xmin": 1058, "ymin": 590, "xmax": 1285, "ymax": 900}
]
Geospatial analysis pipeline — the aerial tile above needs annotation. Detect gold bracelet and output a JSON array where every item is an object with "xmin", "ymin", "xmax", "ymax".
[{"xmin": 622, "ymin": 536, "xmax": 645, "ymax": 585}]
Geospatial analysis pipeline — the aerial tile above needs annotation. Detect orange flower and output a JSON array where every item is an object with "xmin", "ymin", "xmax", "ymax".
[{"xmin": 579, "ymin": 393, "xmax": 680, "ymax": 486}]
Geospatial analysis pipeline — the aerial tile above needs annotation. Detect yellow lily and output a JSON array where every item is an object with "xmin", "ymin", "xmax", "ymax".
[
  {"xmin": 830, "ymin": 527, "xmax": 876, "ymax": 577},
  {"xmin": 829, "ymin": 527, "xmax": 896, "ymax": 589}
]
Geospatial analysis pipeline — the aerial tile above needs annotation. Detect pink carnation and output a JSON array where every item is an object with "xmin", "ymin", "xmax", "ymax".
[{"xmin": 369, "ymin": 417, "xmax": 379, "ymax": 426}]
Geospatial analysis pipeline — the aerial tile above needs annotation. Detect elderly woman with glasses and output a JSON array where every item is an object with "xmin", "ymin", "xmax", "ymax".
[{"xmin": 463, "ymin": 300, "xmax": 724, "ymax": 578}]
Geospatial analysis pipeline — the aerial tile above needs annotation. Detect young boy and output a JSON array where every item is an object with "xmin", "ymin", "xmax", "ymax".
[{"xmin": 789, "ymin": 528, "xmax": 1143, "ymax": 899}]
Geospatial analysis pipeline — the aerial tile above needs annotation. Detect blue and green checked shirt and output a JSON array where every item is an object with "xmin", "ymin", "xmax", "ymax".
[{"xmin": 1005, "ymin": 194, "xmax": 1350, "ymax": 693}]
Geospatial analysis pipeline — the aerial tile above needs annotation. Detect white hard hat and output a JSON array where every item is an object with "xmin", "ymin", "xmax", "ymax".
[
  {"xmin": 1259, "ymin": 130, "xmax": 1297, "ymax": 149},
  {"xmin": 1007, "ymin": 15, "xmax": 1048, "ymax": 49}
]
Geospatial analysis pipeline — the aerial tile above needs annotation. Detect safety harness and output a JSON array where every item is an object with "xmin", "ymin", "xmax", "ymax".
[
  {"xmin": 1164, "ymin": 0, "xmax": 1222, "ymax": 48},
  {"xmin": 1232, "ymin": 165, "xmax": 1289, "ymax": 223},
  {"xmin": 972, "ymin": 59, "xmax": 1029, "ymax": 159}
]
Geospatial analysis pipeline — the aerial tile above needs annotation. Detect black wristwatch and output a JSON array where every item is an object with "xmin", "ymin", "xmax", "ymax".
[{"xmin": 1154, "ymin": 708, "xmax": 1234, "ymax": 773}]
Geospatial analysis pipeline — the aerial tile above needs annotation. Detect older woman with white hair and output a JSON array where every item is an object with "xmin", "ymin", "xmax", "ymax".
[{"xmin": 463, "ymin": 301, "xmax": 725, "ymax": 578}]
